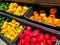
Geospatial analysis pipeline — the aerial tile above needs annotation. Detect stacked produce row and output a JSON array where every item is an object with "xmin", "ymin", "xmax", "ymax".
[
  {"xmin": 0, "ymin": 2, "xmax": 60, "ymax": 28},
  {"xmin": 29, "ymin": 10, "xmax": 60, "ymax": 26},
  {"xmin": 0, "ymin": 2, "xmax": 31, "ymax": 17},
  {"xmin": 17, "ymin": 26, "xmax": 57, "ymax": 45},
  {"xmin": 1, "ymin": 19, "xmax": 24, "ymax": 41},
  {"xmin": 24, "ymin": 5, "xmax": 60, "ymax": 29},
  {"xmin": 0, "ymin": 2, "xmax": 9, "ymax": 11},
  {"xmin": 0, "ymin": 1, "xmax": 60, "ymax": 45},
  {"xmin": 6, "ymin": 3, "xmax": 28, "ymax": 16},
  {"xmin": 0, "ymin": 13, "xmax": 26, "ymax": 44}
]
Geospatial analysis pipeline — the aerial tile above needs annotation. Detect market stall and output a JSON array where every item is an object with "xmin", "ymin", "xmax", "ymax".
[{"xmin": 0, "ymin": 0, "xmax": 60, "ymax": 45}]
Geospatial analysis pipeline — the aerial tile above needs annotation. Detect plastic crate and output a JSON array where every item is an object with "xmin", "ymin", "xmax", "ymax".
[
  {"xmin": 0, "ymin": 12, "xmax": 60, "ymax": 45},
  {"xmin": 0, "ymin": 1, "xmax": 32, "ymax": 18},
  {"xmin": 13, "ymin": 25, "xmax": 60, "ymax": 45},
  {"xmin": 0, "ymin": 13, "xmax": 27, "ymax": 44},
  {"xmin": 24, "ymin": 5, "xmax": 60, "ymax": 31}
]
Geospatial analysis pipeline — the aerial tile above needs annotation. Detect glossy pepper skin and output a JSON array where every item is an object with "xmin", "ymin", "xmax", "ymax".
[
  {"xmin": 31, "ymin": 37, "xmax": 37, "ymax": 44},
  {"xmin": 24, "ymin": 36, "xmax": 31, "ymax": 43},
  {"xmin": 1, "ymin": 19, "xmax": 23, "ymax": 41},
  {"xmin": 6, "ymin": 3, "xmax": 28, "ymax": 16},
  {"xmin": 0, "ymin": 16, "xmax": 6, "ymax": 27},
  {"xmin": 0, "ymin": 2, "xmax": 9, "ymax": 11},
  {"xmin": 18, "ymin": 26, "xmax": 57, "ymax": 45},
  {"xmin": 32, "ymin": 29, "xmax": 40, "ymax": 37}
]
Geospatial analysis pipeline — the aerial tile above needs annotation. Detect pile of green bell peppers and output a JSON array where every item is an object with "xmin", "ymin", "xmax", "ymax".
[{"xmin": 0, "ymin": 2, "xmax": 9, "ymax": 11}]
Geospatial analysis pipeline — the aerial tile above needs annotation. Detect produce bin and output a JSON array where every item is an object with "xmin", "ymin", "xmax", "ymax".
[
  {"xmin": 14, "ymin": 25, "xmax": 60, "ymax": 45},
  {"xmin": 0, "ymin": 13, "xmax": 27, "ymax": 44},
  {"xmin": 0, "ymin": 1, "xmax": 32, "ymax": 18},
  {"xmin": 0, "ymin": 25, "xmax": 26, "ymax": 44},
  {"xmin": 0, "ymin": 34, "xmax": 13, "ymax": 45},
  {"xmin": 0, "ymin": 12, "xmax": 60, "ymax": 45},
  {"xmin": 0, "ymin": 2, "xmax": 9, "ymax": 11},
  {"xmin": 24, "ymin": 5, "xmax": 60, "ymax": 30},
  {"xmin": 0, "ymin": 13, "xmax": 8, "ymax": 27}
]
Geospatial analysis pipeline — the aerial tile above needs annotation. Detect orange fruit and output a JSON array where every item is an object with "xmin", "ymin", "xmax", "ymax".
[
  {"xmin": 30, "ymin": 16, "xmax": 34, "ymax": 20},
  {"xmin": 40, "ymin": 13, "xmax": 46, "ymax": 18},
  {"xmin": 48, "ymin": 17, "xmax": 54, "ymax": 21},
  {"xmin": 54, "ymin": 18, "xmax": 59, "ymax": 25},
  {"xmin": 34, "ymin": 11, "xmax": 39, "ymax": 17},
  {"xmin": 49, "ymin": 15, "xmax": 55, "ymax": 18},
  {"xmin": 34, "ymin": 13, "xmax": 39, "ymax": 17},
  {"xmin": 55, "ymin": 20, "xmax": 60, "ymax": 26},
  {"xmin": 46, "ymin": 19, "xmax": 54, "ymax": 25},
  {"xmin": 34, "ymin": 11, "xmax": 38, "ymax": 15},
  {"xmin": 37, "ymin": 16, "xmax": 42, "ymax": 22},
  {"xmin": 42, "ymin": 17, "xmax": 47, "ymax": 22},
  {"xmin": 34, "ymin": 14, "xmax": 39, "ymax": 20},
  {"xmin": 34, "ymin": 16, "xmax": 38, "ymax": 20}
]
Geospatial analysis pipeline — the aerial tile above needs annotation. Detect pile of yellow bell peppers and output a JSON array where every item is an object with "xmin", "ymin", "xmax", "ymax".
[
  {"xmin": 1, "ymin": 19, "xmax": 23, "ymax": 41},
  {"xmin": 6, "ymin": 3, "xmax": 28, "ymax": 16}
]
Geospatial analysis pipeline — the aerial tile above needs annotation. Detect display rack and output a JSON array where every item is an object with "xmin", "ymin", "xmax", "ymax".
[{"xmin": 0, "ymin": 0, "xmax": 60, "ymax": 45}]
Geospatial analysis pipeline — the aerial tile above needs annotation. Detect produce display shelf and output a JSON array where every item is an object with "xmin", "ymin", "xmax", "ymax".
[
  {"xmin": 24, "ymin": 4, "xmax": 60, "ymax": 31},
  {"xmin": 0, "ymin": 13, "xmax": 27, "ymax": 45},
  {"xmin": 0, "ymin": 12, "xmax": 60, "ymax": 36},
  {"xmin": 0, "ymin": 1, "xmax": 60, "ymax": 45},
  {"xmin": 0, "ymin": 9, "xmax": 60, "ymax": 45},
  {"xmin": 14, "ymin": 25, "xmax": 60, "ymax": 45},
  {"xmin": 0, "ymin": 1, "xmax": 60, "ymax": 30},
  {"xmin": 0, "ymin": 1, "xmax": 32, "ymax": 19}
]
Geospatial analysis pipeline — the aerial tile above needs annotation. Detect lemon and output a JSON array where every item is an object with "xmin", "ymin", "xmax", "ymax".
[
  {"xmin": 12, "ymin": 19, "xmax": 16, "ymax": 23},
  {"xmin": 17, "ymin": 30, "xmax": 21, "ymax": 33},
  {"xmin": 13, "ymin": 3, "xmax": 18, "ymax": 8},
  {"xmin": 4, "ymin": 21, "xmax": 8, "ymax": 25},
  {"xmin": 10, "ymin": 36, "xmax": 15, "ymax": 41},
  {"xmin": 9, "ymin": 31, "xmax": 15, "ymax": 35},
  {"xmin": 1, "ymin": 29, "xmax": 8, "ymax": 33},
  {"xmin": 8, "ymin": 22, "xmax": 12, "ymax": 26},
  {"xmin": 12, "ymin": 24, "xmax": 16, "ymax": 28},
  {"xmin": 17, "ymin": 6, "xmax": 22, "ymax": 10},
  {"xmin": 14, "ymin": 11, "xmax": 20, "ymax": 15},
  {"xmin": 4, "ymin": 33, "xmax": 8, "ymax": 37},
  {"xmin": 7, "ymin": 35, "xmax": 10, "ymax": 38},
  {"xmin": 54, "ymin": 18, "xmax": 59, "ymax": 25},
  {"xmin": 23, "ymin": 6, "xmax": 28, "ymax": 10},
  {"xmin": 1, "ymin": 19, "xmax": 23, "ymax": 41},
  {"xmin": 14, "ymin": 34, "xmax": 18, "ymax": 38},
  {"xmin": 15, "ymin": 22, "xmax": 20, "ymax": 27},
  {"xmin": 4, "ymin": 33, "xmax": 7, "ymax": 37},
  {"xmin": 19, "ymin": 25, "xmax": 23, "ymax": 30}
]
